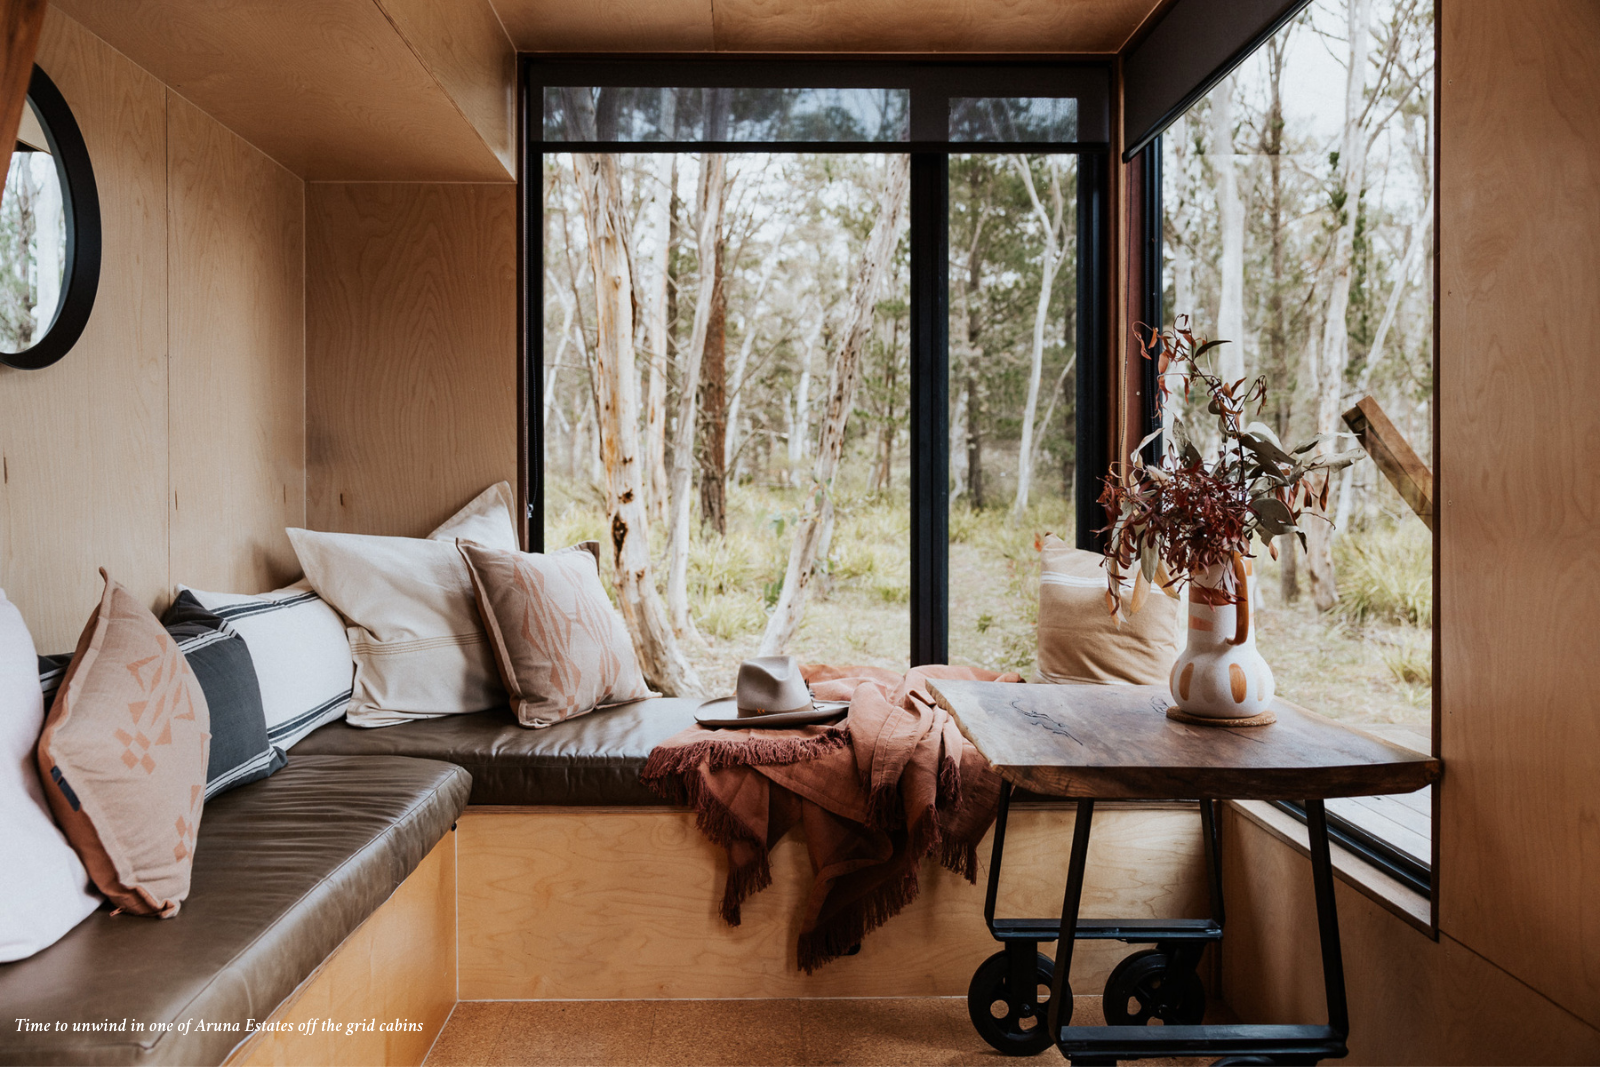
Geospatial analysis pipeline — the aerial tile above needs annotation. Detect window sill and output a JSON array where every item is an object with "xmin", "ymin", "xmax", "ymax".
[{"xmin": 1229, "ymin": 799, "xmax": 1434, "ymax": 937}]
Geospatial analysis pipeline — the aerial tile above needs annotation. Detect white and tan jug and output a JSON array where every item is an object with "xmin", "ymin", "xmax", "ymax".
[{"xmin": 1170, "ymin": 555, "xmax": 1275, "ymax": 719}]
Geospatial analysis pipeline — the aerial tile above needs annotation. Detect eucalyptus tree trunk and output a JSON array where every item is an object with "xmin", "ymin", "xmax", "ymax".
[
  {"xmin": 760, "ymin": 155, "xmax": 910, "ymax": 656},
  {"xmin": 665, "ymin": 154, "xmax": 727, "ymax": 638},
  {"xmin": 643, "ymin": 153, "xmax": 677, "ymax": 529},
  {"xmin": 950, "ymin": 385, "xmax": 969, "ymax": 500},
  {"xmin": 1209, "ymin": 74, "xmax": 1246, "ymax": 384},
  {"xmin": 1262, "ymin": 33, "xmax": 1300, "ymax": 604},
  {"xmin": 1010, "ymin": 155, "xmax": 1067, "ymax": 521},
  {"xmin": 1307, "ymin": 0, "xmax": 1373, "ymax": 613},
  {"xmin": 1162, "ymin": 114, "xmax": 1197, "ymax": 457},
  {"xmin": 698, "ymin": 236, "xmax": 728, "ymax": 535},
  {"xmin": 787, "ymin": 314, "xmax": 823, "ymax": 469},
  {"xmin": 568, "ymin": 148, "xmax": 701, "ymax": 697},
  {"xmin": 724, "ymin": 249, "xmax": 784, "ymax": 469}
]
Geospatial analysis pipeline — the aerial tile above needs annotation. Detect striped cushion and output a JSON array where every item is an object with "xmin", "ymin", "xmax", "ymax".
[
  {"xmin": 179, "ymin": 584, "xmax": 354, "ymax": 751},
  {"xmin": 161, "ymin": 592, "xmax": 286, "ymax": 798}
]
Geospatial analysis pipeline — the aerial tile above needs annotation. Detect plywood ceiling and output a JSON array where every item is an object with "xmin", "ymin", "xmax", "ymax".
[
  {"xmin": 491, "ymin": 0, "xmax": 1167, "ymax": 54},
  {"xmin": 46, "ymin": 0, "xmax": 515, "ymax": 182}
]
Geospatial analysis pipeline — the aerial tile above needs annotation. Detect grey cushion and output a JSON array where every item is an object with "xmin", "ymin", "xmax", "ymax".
[
  {"xmin": 294, "ymin": 697, "xmax": 700, "ymax": 805},
  {"xmin": 162, "ymin": 591, "xmax": 286, "ymax": 798}
]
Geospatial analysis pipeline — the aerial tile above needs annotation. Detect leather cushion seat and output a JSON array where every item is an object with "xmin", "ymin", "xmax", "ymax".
[
  {"xmin": 294, "ymin": 697, "xmax": 700, "ymax": 805},
  {"xmin": 0, "ymin": 755, "xmax": 469, "ymax": 1066}
]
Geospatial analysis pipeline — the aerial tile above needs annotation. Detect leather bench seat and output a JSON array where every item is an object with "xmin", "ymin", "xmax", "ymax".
[
  {"xmin": 294, "ymin": 697, "xmax": 699, "ymax": 806},
  {"xmin": 0, "ymin": 755, "xmax": 470, "ymax": 1067}
]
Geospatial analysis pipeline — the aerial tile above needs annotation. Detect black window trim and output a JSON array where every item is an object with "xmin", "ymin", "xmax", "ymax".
[{"xmin": 520, "ymin": 54, "xmax": 1114, "ymax": 668}]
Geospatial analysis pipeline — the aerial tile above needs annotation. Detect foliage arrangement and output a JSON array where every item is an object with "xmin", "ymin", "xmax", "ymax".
[{"xmin": 1099, "ymin": 317, "xmax": 1365, "ymax": 614}]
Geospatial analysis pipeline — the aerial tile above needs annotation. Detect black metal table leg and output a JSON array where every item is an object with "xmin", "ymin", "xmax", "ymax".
[
  {"xmin": 1304, "ymin": 799, "xmax": 1350, "ymax": 1041},
  {"xmin": 1046, "ymin": 798, "xmax": 1095, "ymax": 1043},
  {"xmin": 984, "ymin": 780, "xmax": 1012, "ymax": 930},
  {"xmin": 1201, "ymin": 797, "xmax": 1225, "ymax": 928}
]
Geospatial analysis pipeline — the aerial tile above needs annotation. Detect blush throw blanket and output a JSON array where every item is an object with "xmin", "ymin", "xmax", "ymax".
[{"xmin": 640, "ymin": 663, "xmax": 1022, "ymax": 971}]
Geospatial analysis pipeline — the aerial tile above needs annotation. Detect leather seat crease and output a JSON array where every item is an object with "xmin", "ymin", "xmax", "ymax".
[
  {"xmin": 0, "ymin": 755, "xmax": 470, "ymax": 1066},
  {"xmin": 294, "ymin": 697, "xmax": 701, "ymax": 805}
]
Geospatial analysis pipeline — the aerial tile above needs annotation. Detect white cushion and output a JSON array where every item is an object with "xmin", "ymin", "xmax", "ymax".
[
  {"xmin": 0, "ymin": 587, "xmax": 100, "ymax": 961},
  {"xmin": 287, "ymin": 482, "xmax": 521, "ymax": 728},
  {"xmin": 179, "ymin": 583, "xmax": 354, "ymax": 750}
]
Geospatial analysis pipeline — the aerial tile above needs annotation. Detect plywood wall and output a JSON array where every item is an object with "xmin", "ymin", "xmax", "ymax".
[
  {"xmin": 0, "ymin": 7, "xmax": 306, "ymax": 651},
  {"xmin": 305, "ymin": 182, "xmax": 517, "ymax": 539},
  {"xmin": 1220, "ymin": 807, "xmax": 1600, "ymax": 1064},
  {"xmin": 1220, "ymin": 0, "xmax": 1600, "ymax": 1053},
  {"xmin": 1435, "ymin": 0, "xmax": 1600, "ymax": 1029}
]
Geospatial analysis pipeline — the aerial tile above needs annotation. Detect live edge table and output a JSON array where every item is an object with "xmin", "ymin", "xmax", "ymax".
[{"xmin": 926, "ymin": 681, "xmax": 1440, "ymax": 1066}]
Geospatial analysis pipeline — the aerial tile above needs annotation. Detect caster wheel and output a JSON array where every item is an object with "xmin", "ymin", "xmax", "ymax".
[
  {"xmin": 1102, "ymin": 948, "xmax": 1206, "ymax": 1026},
  {"xmin": 967, "ymin": 950, "xmax": 1062, "ymax": 1056}
]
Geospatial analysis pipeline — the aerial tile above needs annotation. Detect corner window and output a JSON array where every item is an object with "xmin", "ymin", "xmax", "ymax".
[{"xmin": 1155, "ymin": 0, "xmax": 1436, "ymax": 890}]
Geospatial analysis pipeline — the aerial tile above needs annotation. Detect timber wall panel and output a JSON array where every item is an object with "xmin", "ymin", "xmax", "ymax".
[
  {"xmin": 1437, "ymin": 0, "xmax": 1600, "ymax": 1028},
  {"xmin": 457, "ymin": 804, "xmax": 1209, "ymax": 1000},
  {"xmin": 1220, "ymin": 807, "xmax": 1600, "ymax": 1064},
  {"xmin": 49, "ymin": 0, "xmax": 512, "ymax": 182},
  {"xmin": 0, "ymin": 7, "xmax": 308, "ymax": 650},
  {"xmin": 0, "ymin": 10, "xmax": 168, "ymax": 650},
  {"xmin": 374, "ymin": 0, "xmax": 516, "ymax": 175},
  {"xmin": 305, "ymin": 183, "xmax": 518, "ymax": 539},
  {"xmin": 166, "ymin": 93, "xmax": 306, "ymax": 595}
]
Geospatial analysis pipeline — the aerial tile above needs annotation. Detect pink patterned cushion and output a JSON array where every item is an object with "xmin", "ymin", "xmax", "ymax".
[
  {"xmin": 457, "ymin": 541, "xmax": 655, "ymax": 728},
  {"xmin": 36, "ymin": 572, "xmax": 210, "ymax": 917}
]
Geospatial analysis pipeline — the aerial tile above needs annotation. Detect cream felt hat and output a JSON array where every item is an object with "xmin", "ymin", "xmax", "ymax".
[{"xmin": 694, "ymin": 655, "xmax": 848, "ymax": 728}]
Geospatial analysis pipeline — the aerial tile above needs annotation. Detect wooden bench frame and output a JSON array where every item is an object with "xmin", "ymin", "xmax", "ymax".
[{"xmin": 228, "ymin": 802, "xmax": 1209, "ymax": 1065}]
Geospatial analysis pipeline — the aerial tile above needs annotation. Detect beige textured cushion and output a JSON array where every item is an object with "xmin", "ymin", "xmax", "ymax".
[
  {"xmin": 36, "ymin": 572, "xmax": 210, "ymax": 917},
  {"xmin": 1036, "ymin": 534, "xmax": 1182, "ymax": 686},
  {"xmin": 286, "ymin": 482, "xmax": 521, "ymax": 728},
  {"xmin": 458, "ymin": 540, "xmax": 655, "ymax": 728}
]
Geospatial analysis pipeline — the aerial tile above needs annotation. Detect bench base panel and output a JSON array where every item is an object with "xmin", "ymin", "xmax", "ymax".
[
  {"xmin": 223, "ymin": 831, "xmax": 457, "ymax": 1067},
  {"xmin": 458, "ymin": 804, "xmax": 1208, "ymax": 1000}
]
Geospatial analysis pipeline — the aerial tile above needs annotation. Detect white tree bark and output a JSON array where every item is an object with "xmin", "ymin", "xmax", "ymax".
[
  {"xmin": 724, "ymin": 246, "xmax": 784, "ymax": 468},
  {"xmin": 760, "ymin": 155, "xmax": 911, "ymax": 656},
  {"xmin": 787, "ymin": 313, "xmax": 823, "ymax": 468},
  {"xmin": 1306, "ymin": 0, "xmax": 1373, "ymax": 613},
  {"xmin": 568, "ymin": 148, "xmax": 701, "ymax": 697},
  {"xmin": 665, "ymin": 154, "xmax": 727, "ymax": 638},
  {"xmin": 950, "ymin": 384, "xmax": 969, "ymax": 500},
  {"xmin": 1010, "ymin": 155, "xmax": 1067, "ymax": 521},
  {"xmin": 1209, "ymin": 75, "xmax": 1247, "ymax": 384},
  {"xmin": 1164, "ymin": 115, "xmax": 1197, "ymax": 456},
  {"xmin": 643, "ymin": 153, "xmax": 676, "ymax": 529}
]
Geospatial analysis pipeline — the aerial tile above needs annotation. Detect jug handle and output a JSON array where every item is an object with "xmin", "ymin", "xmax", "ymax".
[{"xmin": 1228, "ymin": 552, "xmax": 1250, "ymax": 646}]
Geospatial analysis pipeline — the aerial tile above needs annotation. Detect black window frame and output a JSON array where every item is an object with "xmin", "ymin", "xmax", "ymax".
[{"xmin": 521, "ymin": 55, "xmax": 1114, "ymax": 667}]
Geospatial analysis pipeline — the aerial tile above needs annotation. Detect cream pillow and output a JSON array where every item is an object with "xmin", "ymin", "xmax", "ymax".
[
  {"xmin": 287, "ymin": 482, "xmax": 520, "ymax": 727},
  {"xmin": 1036, "ymin": 534, "xmax": 1182, "ymax": 686}
]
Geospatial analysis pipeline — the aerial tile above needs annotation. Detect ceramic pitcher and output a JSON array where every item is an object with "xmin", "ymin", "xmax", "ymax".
[{"xmin": 1170, "ymin": 554, "xmax": 1275, "ymax": 718}]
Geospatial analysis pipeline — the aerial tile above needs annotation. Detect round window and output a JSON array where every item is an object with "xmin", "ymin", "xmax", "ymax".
[{"xmin": 0, "ymin": 65, "xmax": 100, "ymax": 370}]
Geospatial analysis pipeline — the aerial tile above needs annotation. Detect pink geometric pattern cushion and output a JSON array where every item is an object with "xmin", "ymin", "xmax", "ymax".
[
  {"xmin": 457, "ymin": 540, "xmax": 654, "ymax": 728},
  {"xmin": 37, "ymin": 571, "xmax": 210, "ymax": 917}
]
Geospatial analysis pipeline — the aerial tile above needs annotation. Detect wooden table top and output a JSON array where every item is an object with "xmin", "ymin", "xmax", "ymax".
[{"xmin": 928, "ymin": 680, "xmax": 1440, "ymax": 801}]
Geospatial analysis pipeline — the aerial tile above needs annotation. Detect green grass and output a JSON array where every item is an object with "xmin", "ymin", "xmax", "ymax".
[{"xmin": 1332, "ymin": 520, "xmax": 1432, "ymax": 628}]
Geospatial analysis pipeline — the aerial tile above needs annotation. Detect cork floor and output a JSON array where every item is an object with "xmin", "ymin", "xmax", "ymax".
[{"xmin": 424, "ymin": 997, "xmax": 1228, "ymax": 1066}]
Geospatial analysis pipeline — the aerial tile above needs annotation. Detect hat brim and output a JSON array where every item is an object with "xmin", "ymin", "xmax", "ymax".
[{"xmin": 694, "ymin": 697, "xmax": 850, "ymax": 728}]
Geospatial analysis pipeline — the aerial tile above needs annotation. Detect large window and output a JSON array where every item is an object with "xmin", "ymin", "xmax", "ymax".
[{"xmin": 527, "ymin": 63, "xmax": 1110, "ymax": 693}]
